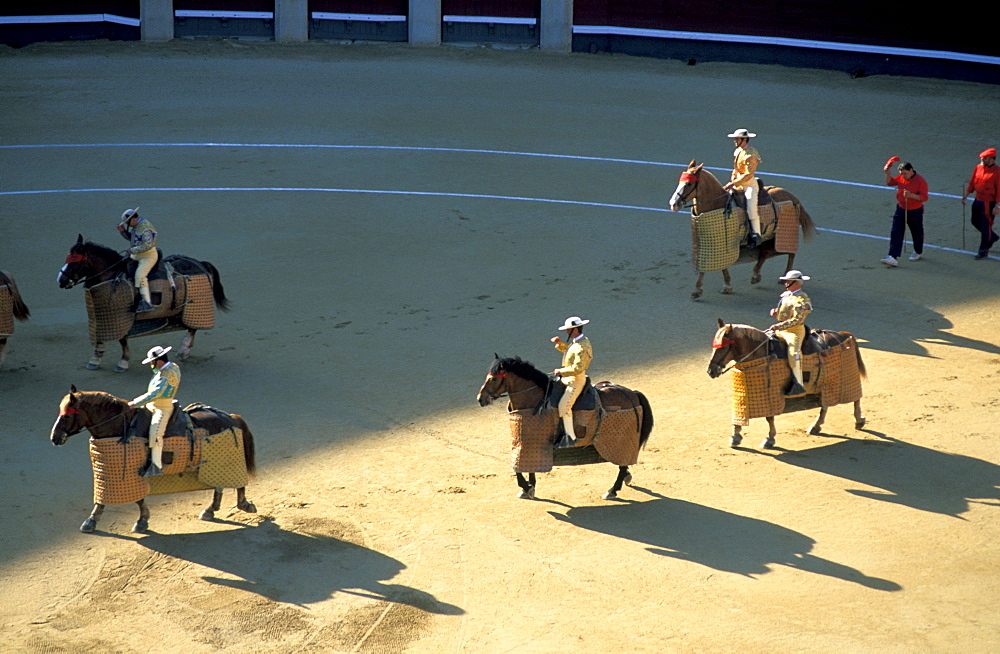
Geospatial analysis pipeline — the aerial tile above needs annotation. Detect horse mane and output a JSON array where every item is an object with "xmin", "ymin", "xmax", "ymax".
[
  {"xmin": 74, "ymin": 239, "xmax": 121, "ymax": 262},
  {"xmin": 727, "ymin": 323, "xmax": 767, "ymax": 341},
  {"xmin": 75, "ymin": 390, "xmax": 129, "ymax": 413},
  {"xmin": 492, "ymin": 356, "xmax": 550, "ymax": 389}
]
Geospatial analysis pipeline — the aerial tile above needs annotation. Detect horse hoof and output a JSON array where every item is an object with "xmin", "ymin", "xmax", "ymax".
[
  {"xmin": 761, "ymin": 437, "xmax": 776, "ymax": 449},
  {"xmin": 691, "ymin": 290, "xmax": 703, "ymax": 300},
  {"xmin": 808, "ymin": 425, "xmax": 822, "ymax": 435},
  {"xmin": 731, "ymin": 434, "xmax": 743, "ymax": 448},
  {"xmin": 86, "ymin": 362, "xmax": 101, "ymax": 370},
  {"xmin": 721, "ymin": 286, "xmax": 734, "ymax": 295},
  {"xmin": 199, "ymin": 509, "xmax": 215, "ymax": 521},
  {"xmin": 238, "ymin": 501, "xmax": 257, "ymax": 514},
  {"xmin": 178, "ymin": 349, "xmax": 191, "ymax": 361},
  {"xmin": 623, "ymin": 473, "xmax": 633, "ymax": 486},
  {"xmin": 80, "ymin": 518, "xmax": 97, "ymax": 533},
  {"xmin": 856, "ymin": 418, "xmax": 867, "ymax": 430},
  {"xmin": 518, "ymin": 488, "xmax": 535, "ymax": 500},
  {"xmin": 602, "ymin": 490, "xmax": 619, "ymax": 500},
  {"xmin": 132, "ymin": 519, "xmax": 148, "ymax": 533},
  {"xmin": 113, "ymin": 364, "xmax": 128, "ymax": 373},
  {"xmin": 751, "ymin": 275, "xmax": 762, "ymax": 284}
]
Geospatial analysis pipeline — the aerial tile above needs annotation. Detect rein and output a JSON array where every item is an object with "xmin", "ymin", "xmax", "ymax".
[
  {"xmin": 60, "ymin": 404, "xmax": 130, "ymax": 438},
  {"xmin": 676, "ymin": 172, "xmax": 731, "ymax": 212},
  {"xmin": 62, "ymin": 252, "xmax": 128, "ymax": 288},
  {"xmin": 712, "ymin": 332, "xmax": 772, "ymax": 376}
]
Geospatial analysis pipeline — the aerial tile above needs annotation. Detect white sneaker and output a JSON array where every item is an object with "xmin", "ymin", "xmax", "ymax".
[
  {"xmin": 908, "ymin": 252, "xmax": 921, "ymax": 261},
  {"xmin": 880, "ymin": 256, "xmax": 898, "ymax": 267}
]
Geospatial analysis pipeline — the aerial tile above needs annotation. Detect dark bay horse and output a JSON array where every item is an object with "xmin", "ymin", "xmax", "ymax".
[
  {"xmin": 50, "ymin": 385, "xmax": 257, "ymax": 533},
  {"xmin": 0, "ymin": 270, "xmax": 31, "ymax": 367},
  {"xmin": 707, "ymin": 319, "xmax": 866, "ymax": 448},
  {"xmin": 58, "ymin": 235, "xmax": 229, "ymax": 372},
  {"xmin": 477, "ymin": 356, "xmax": 654, "ymax": 500},
  {"xmin": 669, "ymin": 160, "xmax": 816, "ymax": 299}
]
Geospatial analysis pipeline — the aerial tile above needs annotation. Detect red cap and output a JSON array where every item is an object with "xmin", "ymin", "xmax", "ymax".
[
  {"xmin": 885, "ymin": 156, "xmax": 900, "ymax": 168},
  {"xmin": 980, "ymin": 148, "xmax": 997, "ymax": 159}
]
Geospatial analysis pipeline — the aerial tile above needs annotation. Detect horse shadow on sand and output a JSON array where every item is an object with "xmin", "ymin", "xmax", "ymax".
[
  {"xmin": 133, "ymin": 517, "xmax": 463, "ymax": 614},
  {"xmin": 762, "ymin": 431, "xmax": 1000, "ymax": 518},
  {"xmin": 549, "ymin": 491, "xmax": 900, "ymax": 591}
]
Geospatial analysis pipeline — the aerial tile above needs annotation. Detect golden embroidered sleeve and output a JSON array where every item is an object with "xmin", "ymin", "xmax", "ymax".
[
  {"xmin": 555, "ymin": 337, "xmax": 593, "ymax": 376},
  {"xmin": 774, "ymin": 292, "xmax": 812, "ymax": 330}
]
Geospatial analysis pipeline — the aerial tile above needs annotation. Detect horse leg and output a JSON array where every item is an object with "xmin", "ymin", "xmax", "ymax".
[
  {"xmin": 731, "ymin": 424, "xmax": 743, "ymax": 448},
  {"xmin": 784, "ymin": 253, "xmax": 795, "ymax": 274},
  {"xmin": 603, "ymin": 466, "xmax": 633, "ymax": 500},
  {"xmin": 516, "ymin": 472, "xmax": 535, "ymax": 499},
  {"xmin": 112, "ymin": 337, "xmax": 130, "ymax": 373},
  {"xmin": 808, "ymin": 406, "xmax": 829, "ymax": 435},
  {"xmin": 761, "ymin": 417, "xmax": 777, "ymax": 449},
  {"xmin": 751, "ymin": 249, "xmax": 767, "ymax": 284},
  {"xmin": 854, "ymin": 400, "xmax": 866, "ymax": 429},
  {"xmin": 692, "ymin": 272, "xmax": 706, "ymax": 299},
  {"xmin": 200, "ymin": 488, "xmax": 224, "ymax": 520},
  {"xmin": 132, "ymin": 499, "xmax": 150, "ymax": 533},
  {"xmin": 81, "ymin": 503, "xmax": 105, "ymax": 533},
  {"xmin": 87, "ymin": 342, "xmax": 105, "ymax": 370},
  {"xmin": 178, "ymin": 329, "xmax": 196, "ymax": 360},
  {"xmin": 721, "ymin": 268, "xmax": 733, "ymax": 294},
  {"xmin": 236, "ymin": 487, "xmax": 257, "ymax": 513}
]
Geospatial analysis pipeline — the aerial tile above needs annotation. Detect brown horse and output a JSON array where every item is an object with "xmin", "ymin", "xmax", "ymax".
[
  {"xmin": 707, "ymin": 319, "xmax": 866, "ymax": 449},
  {"xmin": 0, "ymin": 270, "xmax": 31, "ymax": 367},
  {"xmin": 57, "ymin": 235, "xmax": 230, "ymax": 372},
  {"xmin": 477, "ymin": 355, "xmax": 654, "ymax": 500},
  {"xmin": 50, "ymin": 386, "xmax": 257, "ymax": 534},
  {"xmin": 669, "ymin": 160, "xmax": 816, "ymax": 299}
]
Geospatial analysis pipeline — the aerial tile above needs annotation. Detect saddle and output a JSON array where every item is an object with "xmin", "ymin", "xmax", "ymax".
[
  {"xmin": 127, "ymin": 400, "xmax": 194, "ymax": 466},
  {"xmin": 766, "ymin": 326, "xmax": 844, "ymax": 360},
  {"xmin": 727, "ymin": 179, "xmax": 771, "ymax": 210},
  {"xmin": 540, "ymin": 376, "xmax": 598, "ymax": 413}
]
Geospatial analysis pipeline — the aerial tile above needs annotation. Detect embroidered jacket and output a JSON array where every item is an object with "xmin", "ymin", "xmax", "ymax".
[
  {"xmin": 131, "ymin": 361, "xmax": 181, "ymax": 406},
  {"xmin": 967, "ymin": 163, "xmax": 1000, "ymax": 204},
  {"xmin": 731, "ymin": 146, "xmax": 761, "ymax": 190},
  {"xmin": 773, "ymin": 290, "xmax": 812, "ymax": 331},
  {"xmin": 120, "ymin": 217, "xmax": 157, "ymax": 255},
  {"xmin": 554, "ymin": 335, "xmax": 593, "ymax": 377}
]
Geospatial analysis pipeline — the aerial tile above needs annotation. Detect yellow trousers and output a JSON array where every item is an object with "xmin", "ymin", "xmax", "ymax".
[{"xmin": 131, "ymin": 249, "xmax": 157, "ymax": 291}]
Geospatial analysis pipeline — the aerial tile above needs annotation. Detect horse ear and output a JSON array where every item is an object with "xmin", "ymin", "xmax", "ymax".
[
  {"xmin": 694, "ymin": 163, "xmax": 704, "ymax": 172},
  {"xmin": 717, "ymin": 318, "xmax": 725, "ymax": 328},
  {"xmin": 70, "ymin": 384, "xmax": 78, "ymax": 393},
  {"xmin": 494, "ymin": 352, "xmax": 499, "ymax": 360},
  {"xmin": 76, "ymin": 234, "xmax": 84, "ymax": 245},
  {"xmin": 688, "ymin": 159, "xmax": 696, "ymax": 168}
]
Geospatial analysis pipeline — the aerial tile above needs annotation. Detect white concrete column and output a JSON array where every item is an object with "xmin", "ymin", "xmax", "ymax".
[
  {"xmin": 408, "ymin": 0, "xmax": 441, "ymax": 46},
  {"xmin": 275, "ymin": 0, "xmax": 309, "ymax": 42},
  {"xmin": 141, "ymin": 0, "xmax": 174, "ymax": 42},
  {"xmin": 540, "ymin": 0, "xmax": 573, "ymax": 52}
]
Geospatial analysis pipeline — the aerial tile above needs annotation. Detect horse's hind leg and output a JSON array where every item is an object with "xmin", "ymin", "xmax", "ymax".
[
  {"xmin": 721, "ymin": 269, "xmax": 733, "ymax": 295},
  {"xmin": 0, "ymin": 338, "xmax": 7, "ymax": 366},
  {"xmin": 731, "ymin": 424, "xmax": 743, "ymax": 448},
  {"xmin": 200, "ymin": 488, "xmax": 224, "ymax": 520},
  {"xmin": 692, "ymin": 272, "xmax": 706, "ymax": 299},
  {"xmin": 236, "ymin": 487, "xmax": 257, "ymax": 514},
  {"xmin": 81, "ymin": 503, "xmax": 105, "ymax": 533},
  {"xmin": 112, "ymin": 337, "xmax": 130, "ymax": 373},
  {"xmin": 132, "ymin": 499, "xmax": 150, "ymax": 533},
  {"xmin": 854, "ymin": 400, "xmax": 866, "ymax": 430},
  {"xmin": 808, "ymin": 406, "xmax": 829, "ymax": 435},
  {"xmin": 603, "ymin": 466, "xmax": 633, "ymax": 500},
  {"xmin": 179, "ymin": 329, "xmax": 196, "ymax": 360},
  {"xmin": 87, "ymin": 342, "xmax": 105, "ymax": 370},
  {"xmin": 515, "ymin": 472, "xmax": 536, "ymax": 500},
  {"xmin": 761, "ymin": 416, "xmax": 777, "ymax": 449}
]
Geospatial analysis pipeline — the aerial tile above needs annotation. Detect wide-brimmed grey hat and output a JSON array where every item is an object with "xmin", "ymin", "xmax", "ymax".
[
  {"xmin": 727, "ymin": 129, "xmax": 756, "ymax": 139},
  {"xmin": 557, "ymin": 316, "xmax": 590, "ymax": 331},
  {"xmin": 120, "ymin": 206, "xmax": 140, "ymax": 222},
  {"xmin": 779, "ymin": 270, "xmax": 810, "ymax": 282},
  {"xmin": 142, "ymin": 345, "xmax": 171, "ymax": 364}
]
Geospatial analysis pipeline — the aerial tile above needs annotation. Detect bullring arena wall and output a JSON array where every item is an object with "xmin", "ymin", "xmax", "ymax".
[{"xmin": 1, "ymin": 0, "xmax": 997, "ymax": 83}]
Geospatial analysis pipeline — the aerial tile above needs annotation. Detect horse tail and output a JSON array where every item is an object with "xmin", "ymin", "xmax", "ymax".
[
  {"xmin": 797, "ymin": 203, "xmax": 817, "ymax": 242},
  {"xmin": 231, "ymin": 413, "xmax": 257, "ymax": 479},
  {"xmin": 850, "ymin": 335, "xmax": 867, "ymax": 380},
  {"xmin": 202, "ymin": 260, "xmax": 231, "ymax": 312},
  {"xmin": 636, "ymin": 391, "xmax": 654, "ymax": 449},
  {"xmin": 0, "ymin": 271, "xmax": 30, "ymax": 321}
]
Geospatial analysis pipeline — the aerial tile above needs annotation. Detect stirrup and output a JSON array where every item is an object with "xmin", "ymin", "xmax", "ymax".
[
  {"xmin": 554, "ymin": 432, "xmax": 577, "ymax": 449},
  {"xmin": 783, "ymin": 379, "xmax": 806, "ymax": 397},
  {"xmin": 139, "ymin": 461, "xmax": 163, "ymax": 477},
  {"xmin": 747, "ymin": 233, "xmax": 761, "ymax": 248},
  {"xmin": 135, "ymin": 299, "xmax": 154, "ymax": 313}
]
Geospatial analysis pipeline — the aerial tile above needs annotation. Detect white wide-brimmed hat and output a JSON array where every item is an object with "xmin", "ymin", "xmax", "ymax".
[
  {"xmin": 779, "ymin": 270, "xmax": 810, "ymax": 282},
  {"xmin": 727, "ymin": 129, "xmax": 756, "ymax": 139},
  {"xmin": 142, "ymin": 345, "xmax": 171, "ymax": 364},
  {"xmin": 120, "ymin": 206, "xmax": 140, "ymax": 222},
  {"xmin": 557, "ymin": 316, "xmax": 590, "ymax": 331}
]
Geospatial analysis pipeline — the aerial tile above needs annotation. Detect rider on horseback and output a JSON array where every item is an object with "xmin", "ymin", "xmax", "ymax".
[
  {"xmin": 116, "ymin": 207, "xmax": 157, "ymax": 313},
  {"xmin": 128, "ymin": 345, "xmax": 181, "ymax": 477},
  {"xmin": 722, "ymin": 128, "xmax": 763, "ymax": 248},
  {"xmin": 550, "ymin": 316, "xmax": 593, "ymax": 448},
  {"xmin": 767, "ymin": 270, "xmax": 812, "ymax": 397}
]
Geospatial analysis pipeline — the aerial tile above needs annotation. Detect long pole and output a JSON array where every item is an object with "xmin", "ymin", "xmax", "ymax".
[{"xmin": 961, "ymin": 185, "xmax": 967, "ymax": 250}]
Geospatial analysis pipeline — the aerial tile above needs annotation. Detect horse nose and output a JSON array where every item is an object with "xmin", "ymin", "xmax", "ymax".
[
  {"xmin": 706, "ymin": 365, "xmax": 719, "ymax": 378},
  {"xmin": 477, "ymin": 392, "xmax": 491, "ymax": 407}
]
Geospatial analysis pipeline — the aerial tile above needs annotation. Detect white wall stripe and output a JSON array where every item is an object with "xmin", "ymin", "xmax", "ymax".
[
  {"xmin": 572, "ymin": 25, "xmax": 1000, "ymax": 66},
  {"xmin": 175, "ymin": 10, "xmax": 273, "ymax": 20},
  {"xmin": 311, "ymin": 13, "xmax": 406, "ymax": 22},
  {"xmin": 0, "ymin": 14, "xmax": 139, "ymax": 27},
  {"xmin": 443, "ymin": 15, "xmax": 537, "ymax": 25}
]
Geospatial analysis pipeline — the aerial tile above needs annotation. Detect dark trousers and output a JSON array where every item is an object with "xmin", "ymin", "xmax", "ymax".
[
  {"xmin": 888, "ymin": 205, "xmax": 924, "ymax": 258},
  {"xmin": 971, "ymin": 200, "xmax": 998, "ymax": 255}
]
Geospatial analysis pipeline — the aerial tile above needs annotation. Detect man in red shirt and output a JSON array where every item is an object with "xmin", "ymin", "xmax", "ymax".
[
  {"xmin": 880, "ymin": 159, "xmax": 929, "ymax": 267},
  {"xmin": 961, "ymin": 147, "xmax": 1000, "ymax": 260}
]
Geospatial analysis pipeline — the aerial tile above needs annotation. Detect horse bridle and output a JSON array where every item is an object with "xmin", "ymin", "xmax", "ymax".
[
  {"xmin": 60, "ymin": 251, "xmax": 128, "ymax": 288},
  {"xmin": 675, "ymin": 170, "xmax": 731, "ymax": 211},
  {"xmin": 57, "ymin": 404, "xmax": 129, "ymax": 438},
  {"xmin": 482, "ymin": 371, "xmax": 541, "ymax": 402},
  {"xmin": 711, "ymin": 327, "xmax": 772, "ymax": 376}
]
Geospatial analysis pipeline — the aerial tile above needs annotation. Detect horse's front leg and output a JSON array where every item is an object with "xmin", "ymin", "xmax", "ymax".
[
  {"xmin": 854, "ymin": 400, "xmax": 866, "ymax": 430},
  {"xmin": 721, "ymin": 268, "xmax": 733, "ymax": 294},
  {"xmin": 0, "ymin": 338, "xmax": 7, "ymax": 366},
  {"xmin": 751, "ymin": 248, "xmax": 768, "ymax": 284},
  {"xmin": 81, "ymin": 503, "xmax": 105, "ymax": 532},
  {"xmin": 731, "ymin": 424, "xmax": 743, "ymax": 448},
  {"xmin": 236, "ymin": 487, "xmax": 257, "ymax": 514},
  {"xmin": 603, "ymin": 466, "xmax": 633, "ymax": 500},
  {"xmin": 761, "ymin": 416, "xmax": 777, "ymax": 449},
  {"xmin": 87, "ymin": 342, "xmax": 106, "ymax": 370},
  {"xmin": 692, "ymin": 272, "xmax": 706, "ymax": 299},
  {"xmin": 808, "ymin": 406, "xmax": 829, "ymax": 435},
  {"xmin": 112, "ymin": 337, "xmax": 130, "ymax": 373},
  {"xmin": 515, "ymin": 472, "xmax": 536, "ymax": 500},
  {"xmin": 784, "ymin": 253, "xmax": 796, "ymax": 275},
  {"xmin": 178, "ymin": 329, "xmax": 196, "ymax": 360},
  {"xmin": 132, "ymin": 499, "xmax": 150, "ymax": 533},
  {"xmin": 200, "ymin": 488, "xmax": 224, "ymax": 520}
]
